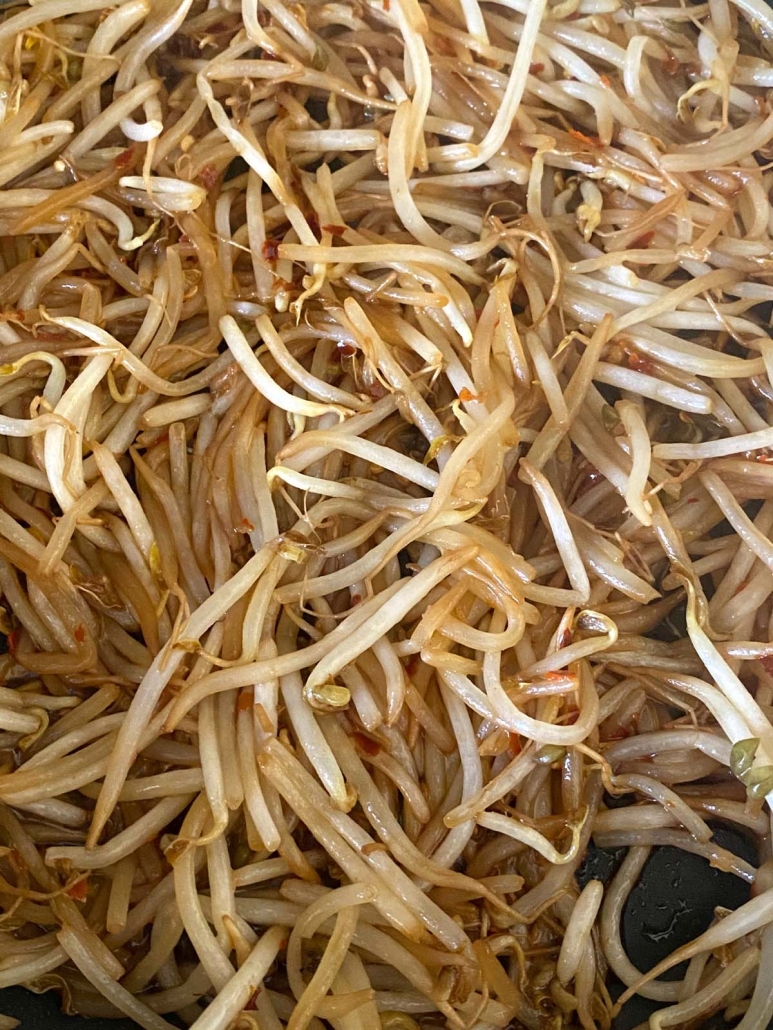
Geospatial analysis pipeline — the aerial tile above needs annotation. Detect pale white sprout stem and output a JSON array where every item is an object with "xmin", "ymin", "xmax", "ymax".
[
  {"xmin": 557, "ymin": 879, "xmax": 604, "ymax": 985},
  {"xmin": 2, "ymin": 0, "xmax": 773, "ymax": 1027}
]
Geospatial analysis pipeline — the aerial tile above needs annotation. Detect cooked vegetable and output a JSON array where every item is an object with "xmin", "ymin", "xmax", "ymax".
[{"xmin": 0, "ymin": 0, "xmax": 772, "ymax": 1028}]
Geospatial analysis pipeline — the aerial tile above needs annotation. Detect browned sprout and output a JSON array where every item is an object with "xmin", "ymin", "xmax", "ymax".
[{"xmin": 0, "ymin": 0, "xmax": 772, "ymax": 1028}]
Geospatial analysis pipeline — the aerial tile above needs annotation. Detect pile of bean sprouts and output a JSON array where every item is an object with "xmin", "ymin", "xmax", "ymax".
[{"xmin": 5, "ymin": 0, "xmax": 773, "ymax": 1027}]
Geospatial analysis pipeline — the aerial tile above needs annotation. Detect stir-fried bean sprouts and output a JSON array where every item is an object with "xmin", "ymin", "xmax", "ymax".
[{"xmin": 1, "ymin": 0, "xmax": 773, "ymax": 1028}]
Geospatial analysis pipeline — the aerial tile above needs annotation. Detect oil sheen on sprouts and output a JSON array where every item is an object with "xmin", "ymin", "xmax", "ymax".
[{"xmin": 0, "ymin": 1, "xmax": 771, "ymax": 1030}]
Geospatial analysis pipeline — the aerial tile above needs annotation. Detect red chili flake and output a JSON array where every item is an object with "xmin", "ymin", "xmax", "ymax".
[
  {"xmin": 237, "ymin": 692, "xmax": 253, "ymax": 712},
  {"xmin": 66, "ymin": 878, "xmax": 89, "ymax": 901},
  {"xmin": 459, "ymin": 387, "xmax": 477, "ymax": 402},
  {"xmin": 262, "ymin": 238, "xmax": 280, "ymax": 262},
  {"xmin": 661, "ymin": 52, "xmax": 681, "ymax": 76},
  {"xmin": 367, "ymin": 380, "xmax": 388, "ymax": 399},
  {"xmin": 382, "ymin": 0, "xmax": 390, "ymax": 10},
  {"xmin": 599, "ymin": 74, "xmax": 611, "ymax": 88},
  {"xmin": 34, "ymin": 330, "xmax": 70, "ymax": 342},
  {"xmin": 353, "ymin": 732, "xmax": 381, "ymax": 756},
  {"xmin": 529, "ymin": 63, "xmax": 544, "ymax": 75},
  {"xmin": 240, "ymin": 517, "xmax": 255, "ymax": 533},
  {"xmin": 687, "ymin": 496, "xmax": 699, "ymax": 504},
  {"xmin": 557, "ymin": 628, "xmax": 572, "ymax": 649},
  {"xmin": 6, "ymin": 629, "xmax": 18, "ymax": 655},
  {"xmin": 178, "ymin": 234, "xmax": 192, "ymax": 245},
  {"xmin": 197, "ymin": 164, "xmax": 220, "ymax": 190},
  {"xmin": 630, "ymin": 230, "xmax": 655, "ymax": 249},
  {"xmin": 115, "ymin": 147, "xmax": 135, "ymax": 170},
  {"xmin": 545, "ymin": 671, "xmax": 567, "ymax": 682},
  {"xmin": 350, "ymin": 593, "xmax": 363, "ymax": 605},
  {"xmin": 757, "ymin": 453, "xmax": 773, "ymax": 463},
  {"xmin": 760, "ymin": 654, "xmax": 773, "ymax": 676},
  {"xmin": 568, "ymin": 128, "xmax": 604, "ymax": 149},
  {"xmin": 509, "ymin": 733, "xmax": 521, "ymax": 755},
  {"xmin": 322, "ymin": 224, "xmax": 347, "ymax": 237},
  {"xmin": 627, "ymin": 351, "xmax": 656, "ymax": 375},
  {"xmin": 604, "ymin": 727, "xmax": 631, "ymax": 741},
  {"xmin": 74, "ymin": 624, "xmax": 86, "ymax": 644},
  {"xmin": 404, "ymin": 654, "xmax": 420, "ymax": 677}
]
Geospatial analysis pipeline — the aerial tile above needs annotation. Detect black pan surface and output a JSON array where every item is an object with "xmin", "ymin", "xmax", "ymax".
[
  {"xmin": 1, "ymin": 0, "xmax": 771, "ymax": 1024},
  {"xmin": 1, "ymin": 823, "xmax": 759, "ymax": 1028},
  {"xmin": 578, "ymin": 823, "xmax": 757, "ymax": 1030}
]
